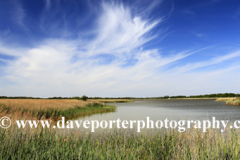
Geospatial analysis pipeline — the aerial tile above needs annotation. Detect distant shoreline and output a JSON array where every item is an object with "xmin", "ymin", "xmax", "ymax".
[
  {"xmin": 138, "ymin": 98, "xmax": 217, "ymax": 100},
  {"xmin": 1, "ymin": 93, "xmax": 239, "ymax": 100},
  {"xmin": 132, "ymin": 97, "xmax": 236, "ymax": 100}
]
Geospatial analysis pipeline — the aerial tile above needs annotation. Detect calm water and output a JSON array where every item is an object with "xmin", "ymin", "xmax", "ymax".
[{"xmin": 68, "ymin": 99, "xmax": 240, "ymax": 135}]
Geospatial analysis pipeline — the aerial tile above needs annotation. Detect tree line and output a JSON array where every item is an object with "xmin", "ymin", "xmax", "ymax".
[{"xmin": 0, "ymin": 93, "xmax": 239, "ymax": 100}]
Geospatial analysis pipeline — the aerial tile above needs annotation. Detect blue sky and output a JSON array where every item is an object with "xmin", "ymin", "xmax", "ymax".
[{"xmin": 0, "ymin": 0, "xmax": 240, "ymax": 97}]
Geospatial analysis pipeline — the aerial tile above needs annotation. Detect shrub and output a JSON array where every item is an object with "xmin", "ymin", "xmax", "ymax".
[{"xmin": 81, "ymin": 95, "xmax": 88, "ymax": 101}]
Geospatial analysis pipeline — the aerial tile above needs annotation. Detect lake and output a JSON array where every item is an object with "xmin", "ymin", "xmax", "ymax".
[{"xmin": 68, "ymin": 99, "xmax": 240, "ymax": 135}]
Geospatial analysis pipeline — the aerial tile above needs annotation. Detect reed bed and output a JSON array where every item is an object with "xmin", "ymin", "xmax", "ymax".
[
  {"xmin": 216, "ymin": 97, "xmax": 237, "ymax": 102},
  {"xmin": 226, "ymin": 98, "xmax": 240, "ymax": 106},
  {"xmin": 0, "ymin": 99, "xmax": 116, "ymax": 120},
  {"xmin": 216, "ymin": 97, "xmax": 240, "ymax": 106},
  {"xmin": 0, "ymin": 127, "xmax": 240, "ymax": 159}
]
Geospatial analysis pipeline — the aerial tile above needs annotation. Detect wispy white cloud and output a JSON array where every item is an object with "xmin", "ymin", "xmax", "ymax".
[
  {"xmin": 170, "ymin": 50, "xmax": 240, "ymax": 74},
  {"xmin": 12, "ymin": 0, "xmax": 25, "ymax": 26},
  {"xmin": 82, "ymin": 2, "xmax": 160, "ymax": 58},
  {"xmin": 0, "ymin": 41, "xmax": 26, "ymax": 57},
  {"xmin": 196, "ymin": 33, "xmax": 203, "ymax": 38},
  {"xmin": 3, "ymin": 28, "xmax": 11, "ymax": 36},
  {"xmin": 44, "ymin": 0, "xmax": 51, "ymax": 10},
  {"xmin": 182, "ymin": 9, "xmax": 195, "ymax": 15},
  {"xmin": 10, "ymin": 0, "xmax": 30, "ymax": 34}
]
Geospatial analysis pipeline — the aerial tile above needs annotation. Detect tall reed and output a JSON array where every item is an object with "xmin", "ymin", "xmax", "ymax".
[
  {"xmin": 0, "ymin": 99, "xmax": 116, "ymax": 120},
  {"xmin": 0, "ymin": 127, "xmax": 239, "ymax": 159}
]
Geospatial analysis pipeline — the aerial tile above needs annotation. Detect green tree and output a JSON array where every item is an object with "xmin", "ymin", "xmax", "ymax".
[{"xmin": 82, "ymin": 95, "xmax": 88, "ymax": 101}]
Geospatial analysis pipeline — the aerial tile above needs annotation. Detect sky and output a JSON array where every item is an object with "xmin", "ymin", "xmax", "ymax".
[{"xmin": 0, "ymin": 0, "xmax": 240, "ymax": 98}]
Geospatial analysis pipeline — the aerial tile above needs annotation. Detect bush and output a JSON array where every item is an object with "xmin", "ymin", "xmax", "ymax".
[{"xmin": 81, "ymin": 95, "xmax": 88, "ymax": 101}]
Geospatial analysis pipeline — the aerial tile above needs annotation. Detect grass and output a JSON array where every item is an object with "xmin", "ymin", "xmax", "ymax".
[
  {"xmin": 215, "ymin": 97, "xmax": 237, "ymax": 102},
  {"xmin": 0, "ymin": 99, "xmax": 116, "ymax": 120},
  {"xmin": 1, "ymin": 127, "xmax": 240, "ymax": 159},
  {"xmin": 226, "ymin": 98, "xmax": 240, "ymax": 106},
  {"xmin": 216, "ymin": 97, "xmax": 240, "ymax": 106}
]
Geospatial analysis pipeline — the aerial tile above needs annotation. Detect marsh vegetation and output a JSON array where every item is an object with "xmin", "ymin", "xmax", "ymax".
[
  {"xmin": 0, "ymin": 99, "xmax": 116, "ymax": 120},
  {"xmin": 1, "ymin": 127, "xmax": 240, "ymax": 159},
  {"xmin": 216, "ymin": 98, "xmax": 240, "ymax": 106}
]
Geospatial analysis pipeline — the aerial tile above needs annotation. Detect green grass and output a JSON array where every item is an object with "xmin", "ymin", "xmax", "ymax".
[{"xmin": 1, "ymin": 128, "xmax": 240, "ymax": 159}]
